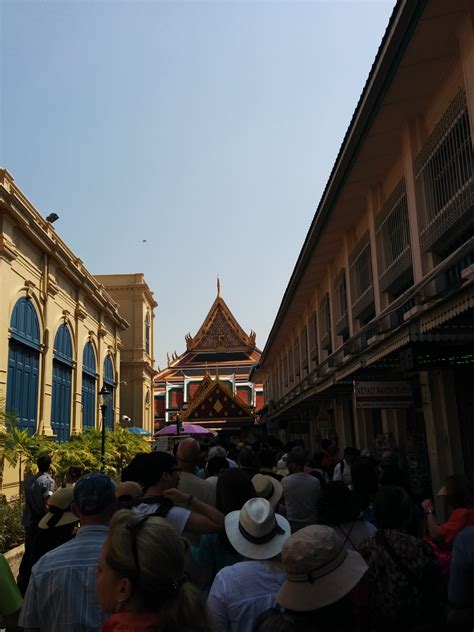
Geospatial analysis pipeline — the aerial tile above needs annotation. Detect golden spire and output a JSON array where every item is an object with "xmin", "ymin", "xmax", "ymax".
[{"xmin": 217, "ymin": 274, "xmax": 221, "ymax": 298}]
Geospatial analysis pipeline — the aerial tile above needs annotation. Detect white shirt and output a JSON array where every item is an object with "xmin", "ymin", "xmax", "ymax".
[
  {"xmin": 208, "ymin": 560, "xmax": 285, "ymax": 632},
  {"xmin": 179, "ymin": 471, "xmax": 216, "ymax": 506},
  {"xmin": 281, "ymin": 472, "xmax": 320, "ymax": 525},
  {"xmin": 132, "ymin": 502, "xmax": 191, "ymax": 535},
  {"xmin": 332, "ymin": 520, "xmax": 376, "ymax": 551},
  {"xmin": 333, "ymin": 460, "xmax": 352, "ymax": 486}
]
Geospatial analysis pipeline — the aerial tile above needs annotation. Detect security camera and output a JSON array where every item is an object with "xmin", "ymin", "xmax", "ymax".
[{"xmin": 122, "ymin": 415, "xmax": 131, "ymax": 423}]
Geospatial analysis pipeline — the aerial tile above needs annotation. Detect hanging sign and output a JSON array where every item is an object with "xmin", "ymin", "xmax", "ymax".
[{"xmin": 354, "ymin": 381, "xmax": 413, "ymax": 408}]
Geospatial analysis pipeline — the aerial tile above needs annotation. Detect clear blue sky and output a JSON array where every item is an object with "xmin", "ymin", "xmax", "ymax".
[{"xmin": 1, "ymin": 0, "xmax": 395, "ymax": 369}]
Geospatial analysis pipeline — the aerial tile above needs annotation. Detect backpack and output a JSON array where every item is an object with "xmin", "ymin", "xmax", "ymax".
[{"xmin": 134, "ymin": 495, "xmax": 174, "ymax": 518}]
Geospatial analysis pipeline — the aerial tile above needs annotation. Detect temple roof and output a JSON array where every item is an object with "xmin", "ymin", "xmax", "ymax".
[
  {"xmin": 155, "ymin": 282, "xmax": 261, "ymax": 382},
  {"xmin": 180, "ymin": 375, "xmax": 254, "ymax": 424}
]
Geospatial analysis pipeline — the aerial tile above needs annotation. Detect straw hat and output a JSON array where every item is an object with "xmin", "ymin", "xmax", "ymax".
[
  {"xmin": 276, "ymin": 458, "xmax": 289, "ymax": 477},
  {"xmin": 277, "ymin": 525, "xmax": 368, "ymax": 611},
  {"xmin": 225, "ymin": 498, "xmax": 290, "ymax": 561},
  {"xmin": 252, "ymin": 474, "xmax": 283, "ymax": 507},
  {"xmin": 39, "ymin": 487, "xmax": 79, "ymax": 529}
]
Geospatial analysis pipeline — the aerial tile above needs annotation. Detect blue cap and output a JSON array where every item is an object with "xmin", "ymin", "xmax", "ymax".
[{"xmin": 73, "ymin": 473, "xmax": 116, "ymax": 516}]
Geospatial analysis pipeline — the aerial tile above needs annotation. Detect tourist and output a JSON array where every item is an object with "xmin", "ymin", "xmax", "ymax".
[
  {"xmin": 238, "ymin": 448, "xmax": 259, "ymax": 479},
  {"xmin": 116, "ymin": 481, "xmax": 143, "ymax": 509},
  {"xmin": 132, "ymin": 451, "xmax": 224, "ymax": 536},
  {"xmin": 422, "ymin": 474, "xmax": 474, "ymax": 548},
  {"xmin": 17, "ymin": 453, "xmax": 55, "ymax": 595},
  {"xmin": 351, "ymin": 459, "xmax": 379, "ymax": 525},
  {"xmin": 318, "ymin": 481, "xmax": 376, "ymax": 551},
  {"xmin": 65, "ymin": 464, "xmax": 84, "ymax": 486},
  {"xmin": 333, "ymin": 447, "xmax": 359, "ymax": 486},
  {"xmin": 281, "ymin": 448, "xmax": 320, "ymax": 532},
  {"xmin": 448, "ymin": 525, "xmax": 474, "ymax": 625},
  {"xmin": 253, "ymin": 525, "xmax": 368, "ymax": 632},
  {"xmin": 205, "ymin": 455, "xmax": 229, "ymax": 493},
  {"xmin": 252, "ymin": 474, "xmax": 283, "ymax": 508},
  {"xmin": 192, "ymin": 468, "xmax": 256, "ymax": 590},
  {"xmin": 120, "ymin": 452, "xmax": 148, "ymax": 487},
  {"xmin": 358, "ymin": 485, "xmax": 444, "ymax": 631},
  {"xmin": 177, "ymin": 438, "xmax": 216, "ymax": 506},
  {"xmin": 207, "ymin": 497, "xmax": 290, "ymax": 632},
  {"xmin": 258, "ymin": 449, "xmax": 283, "ymax": 481},
  {"xmin": 0, "ymin": 552, "xmax": 23, "ymax": 632},
  {"xmin": 96, "ymin": 510, "xmax": 210, "ymax": 632},
  {"xmin": 19, "ymin": 472, "xmax": 117, "ymax": 631},
  {"xmin": 379, "ymin": 452, "xmax": 411, "ymax": 493},
  {"xmin": 208, "ymin": 445, "xmax": 238, "ymax": 469}
]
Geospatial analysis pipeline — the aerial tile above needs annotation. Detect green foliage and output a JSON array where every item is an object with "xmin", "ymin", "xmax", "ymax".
[{"xmin": 0, "ymin": 496, "xmax": 24, "ymax": 553}]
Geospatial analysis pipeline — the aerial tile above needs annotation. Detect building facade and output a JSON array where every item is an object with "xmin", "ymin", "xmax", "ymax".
[
  {"xmin": 0, "ymin": 170, "xmax": 156, "ymax": 493},
  {"xmin": 154, "ymin": 283, "xmax": 263, "ymax": 433},
  {"xmin": 253, "ymin": 0, "xmax": 474, "ymax": 504},
  {"xmin": 95, "ymin": 274, "xmax": 157, "ymax": 434}
]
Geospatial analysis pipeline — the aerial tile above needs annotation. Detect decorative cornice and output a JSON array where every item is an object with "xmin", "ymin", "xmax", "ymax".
[{"xmin": 0, "ymin": 233, "xmax": 18, "ymax": 262}]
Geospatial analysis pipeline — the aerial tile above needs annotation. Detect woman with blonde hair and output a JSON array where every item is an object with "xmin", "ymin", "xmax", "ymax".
[{"xmin": 96, "ymin": 509, "xmax": 210, "ymax": 632}]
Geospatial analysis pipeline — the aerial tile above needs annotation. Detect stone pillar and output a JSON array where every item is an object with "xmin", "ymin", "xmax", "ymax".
[
  {"xmin": 352, "ymin": 403, "xmax": 374, "ymax": 451},
  {"xmin": 334, "ymin": 399, "xmax": 353, "ymax": 449}
]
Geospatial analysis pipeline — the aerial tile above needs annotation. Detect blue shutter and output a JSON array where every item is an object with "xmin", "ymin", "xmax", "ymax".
[
  {"xmin": 82, "ymin": 343, "xmax": 96, "ymax": 429},
  {"xmin": 6, "ymin": 298, "xmax": 40, "ymax": 435},
  {"xmin": 51, "ymin": 325, "xmax": 73, "ymax": 442},
  {"xmin": 103, "ymin": 355, "xmax": 115, "ymax": 430}
]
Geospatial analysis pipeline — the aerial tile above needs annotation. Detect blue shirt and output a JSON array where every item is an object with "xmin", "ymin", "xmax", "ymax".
[
  {"xmin": 19, "ymin": 524, "xmax": 109, "ymax": 632},
  {"xmin": 449, "ymin": 525, "xmax": 474, "ymax": 608}
]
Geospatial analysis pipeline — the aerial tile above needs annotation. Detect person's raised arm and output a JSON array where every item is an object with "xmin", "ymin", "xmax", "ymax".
[{"xmin": 163, "ymin": 488, "xmax": 224, "ymax": 534}]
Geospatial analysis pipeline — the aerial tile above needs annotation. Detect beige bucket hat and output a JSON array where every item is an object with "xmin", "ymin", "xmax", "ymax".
[
  {"xmin": 39, "ymin": 487, "xmax": 79, "ymax": 530},
  {"xmin": 277, "ymin": 525, "xmax": 368, "ymax": 611}
]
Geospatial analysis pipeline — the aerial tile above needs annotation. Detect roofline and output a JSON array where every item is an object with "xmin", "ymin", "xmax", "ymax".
[{"xmin": 258, "ymin": 0, "xmax": 427, "ymax": 366}]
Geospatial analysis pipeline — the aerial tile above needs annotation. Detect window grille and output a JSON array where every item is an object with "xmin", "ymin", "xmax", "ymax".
[
  {"xmin": 334, "ymin": 270, "xmax": 348, "ymax": 335},
  {"xmin": 349, "ymin": 234, "xmax": 374, "ymax": 319},
  {"xmin": 289, "ymin": 345, "xmax": 295, "ymax": 383},
  {"xmin": 309, "ymin": 312, "xmax": 318, "ymax": 361},
  {"xmin": 319, "ymin": 294, "xmax": 332, "ymax": 351},
  {"xmin": 415, "ymin": 90, "xmax": 474, "ymax": 253},
  {"xmin": 301, "ymin": 326, "xmax": 309, "ymax": 370},
  {"xmin": 294, "ymin": 338, "xmax": 301, "ymax": 377},
  {"xmin": 376, "ymin": 179, "xmax": 412, "ymax": 293}
]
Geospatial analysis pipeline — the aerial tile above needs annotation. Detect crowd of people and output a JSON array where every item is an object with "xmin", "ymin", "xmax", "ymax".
[{"xmin": 1, "ymin": 436, "xmax": 474, "ymax": 631}]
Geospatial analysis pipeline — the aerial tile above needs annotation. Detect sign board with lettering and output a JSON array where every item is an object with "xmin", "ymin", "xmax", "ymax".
[{"xmin": 354, "ymin": 381, "xmax": 413, "ymax": 408}]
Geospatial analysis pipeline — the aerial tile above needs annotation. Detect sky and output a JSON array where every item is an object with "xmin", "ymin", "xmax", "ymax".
[{"xmin": 1, "ymin": 0, "xmax": 395, "ymax": 369}]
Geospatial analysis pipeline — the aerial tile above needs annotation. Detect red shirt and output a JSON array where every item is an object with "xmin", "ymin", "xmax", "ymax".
[
  {"xmin": 102, "ymin": 612, "xmax": 159, "ymax": 632},
  {"xmin": 438, "ymin": 507, "xmax": 474, "ymax": 546}
]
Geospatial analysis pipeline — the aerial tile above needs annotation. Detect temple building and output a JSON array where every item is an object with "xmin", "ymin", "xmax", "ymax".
[{"xmin": 154, "ymin": 281, "xmax": 263, "ymax": 432}]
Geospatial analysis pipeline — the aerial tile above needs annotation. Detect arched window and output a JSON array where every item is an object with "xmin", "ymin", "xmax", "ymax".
[
  {"xmin": 82, "ymin": 342, "xmax": 96, "ymax": 429},
  {"xmin": 145, "ymin": 312, "xmax": 150, "ymax": 355},
  {"xmin": 6, "ymin": 298, "xmax": 41, "ymax": 435},
  {"xmin": 103, "ymin": 355, "xmax": 115, "ymax": 430},
  {"xmin": 51, "ymin": 324, "xmax": 73, "ymax": 442}
]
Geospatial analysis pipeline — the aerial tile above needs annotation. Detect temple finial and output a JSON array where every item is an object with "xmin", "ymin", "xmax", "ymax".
[{"xmin": 217, "ymin": 275, "xmax": 221, "ymax": 297}]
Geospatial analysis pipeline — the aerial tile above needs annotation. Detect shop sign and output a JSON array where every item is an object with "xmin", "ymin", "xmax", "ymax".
[{"xmin": 354, "ymin": 381, "xmax": 413, "ymax": 408}]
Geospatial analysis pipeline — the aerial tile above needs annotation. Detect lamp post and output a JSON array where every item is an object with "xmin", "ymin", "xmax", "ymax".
[{"xmin": 99, "ymin": 385, "xmax": 111, "ymax": 472}]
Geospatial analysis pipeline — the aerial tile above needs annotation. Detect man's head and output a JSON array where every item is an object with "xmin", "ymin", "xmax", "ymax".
[
  {"xmin": 142, "ymin": 451, "xmax": 180, "ymax": 492},
  {"xmin": 176, "ymin": 438, "xmax": 200, "ymax": 472},
  {"xmin": 343, "ymin": 447, "xmax": 360, "ymax": 466},
  {"xmin": 260, "ymin": 449, "xmax": 277, "ymax": 469},
  {"xmin": 73, "ymin": 473, "xmax": 116, "ymax": 524},
  {"xmin": 207, "ymin": 456, "xmax": 229, "ymax": 477},
  {"xmin": 37, "ymin": 453, "xmax": 52, "ymax": 473},
  {"xmin": 238, "ymin": 448, "xmax": 255, "ymax": 469},
  {"xmin": 287, "ymin": 448, "xmax": 307, "ymax": 474}
]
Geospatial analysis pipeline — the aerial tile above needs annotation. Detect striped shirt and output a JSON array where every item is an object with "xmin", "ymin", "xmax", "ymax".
[{"xmin": 19, "ymin": 524, "xmax": 109, "ymax": 632}]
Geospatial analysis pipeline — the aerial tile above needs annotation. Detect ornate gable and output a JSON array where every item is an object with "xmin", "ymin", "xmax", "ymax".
[
  {"xmin": 185, "ymin": 291, "xmax": 256, "ymax": 352},
  {"xmin": 181, "ymin": 377, "xmax": 253, "ymax": 423}
]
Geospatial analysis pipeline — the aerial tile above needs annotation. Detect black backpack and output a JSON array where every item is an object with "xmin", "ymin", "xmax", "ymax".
[{"xmin": 134, "ymin": 495, "xmax": 174, "ymax": 518}]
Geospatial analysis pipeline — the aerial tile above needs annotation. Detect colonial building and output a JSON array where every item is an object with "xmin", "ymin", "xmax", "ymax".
[
  {"xmin": 0, "ymin": 170, "xmax": 156, "ymax": 493},
  {"xmin": 154, "ymin": 282, "xmax": 263, "ymax": 432},
  {"xmin": 253, "ymin": 0, "xmax": 474, "ymax": 505},
  {"xmin": 95, "ymin": 274, "xmax": 157, "ymax": 434}
]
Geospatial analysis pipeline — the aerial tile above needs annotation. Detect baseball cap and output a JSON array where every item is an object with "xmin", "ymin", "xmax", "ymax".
[{"xmin": 73, "ymin": 473, "xmax": 116, "ymax": 516}]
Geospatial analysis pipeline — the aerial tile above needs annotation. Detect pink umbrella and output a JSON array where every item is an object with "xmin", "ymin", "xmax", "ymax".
[{"xmin": 156, "ymin": 423, "xmax": 211, "ymax": 436}]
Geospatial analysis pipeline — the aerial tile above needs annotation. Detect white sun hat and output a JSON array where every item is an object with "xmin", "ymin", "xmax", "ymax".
[{"xmin": 225, "ymin": 497, "xmax": 290, "ymax": 560}]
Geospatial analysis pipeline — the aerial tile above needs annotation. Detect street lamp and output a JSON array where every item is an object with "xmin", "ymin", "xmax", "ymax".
[{"xmin": 99, "ymin": 385, "xmax": 111, "ymax": 471}]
